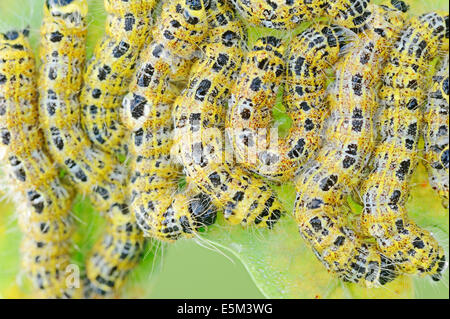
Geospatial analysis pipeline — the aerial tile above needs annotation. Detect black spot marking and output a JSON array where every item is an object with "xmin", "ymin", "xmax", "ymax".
[
  {"xmin": 310, "ymin": 217, "xmax": 322, "ymax": 232},
  {"xmin": 250, "ymin": 77, "xmax": 262, "ymax": 91},
  {"xmin": 137, "ymin": 64, "xmax": 154, "ymax": 87},
  {"xmin": 320, "ymin": 175, "xmax": 338, "ymax": 191},
  {"xmin": 112, "ymin": 41, "xmax": 130, "ymax": 58},
  {"xmin": 124, "ymin": 13, "xmax": 135, "ymax": 31},
  {"xmin": 130, "ymin": 94, "xmax": 147, "ymax": 119},
  {"xmin": 49, "ymin": 31, "xmax": 63, "ymax": 42},
  {"xmin": 396, "ymin": 159, "xmax": 410, "ymax": 180},
  {"xmin": 97, "ymin": 65, "xmax": 111, "ymax": 81},
  {"xmin": 195, "ymin": 79, "xmax": 211, "ymax": 101},
  {"xmin": 208, "ymin": 172, "xmax": 221, "ymax": 187},
  {"xmin": 352, "ymin": 74, "xmax": 363, "ymax": 96},
  {"xmin": 92, "ymin": 89, "xmax": 101, "ymax": 99}
]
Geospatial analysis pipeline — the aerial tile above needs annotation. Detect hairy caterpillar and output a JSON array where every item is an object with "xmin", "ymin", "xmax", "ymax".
[
  {"xmin": 423, "ymin": 56, "xmax": 449, "ymax": 207},
  {"xmin": 360, "ymin": 12, "xmax": 449, "ymax": 280},
  {"xmin": 227, "ymin": 25, "xmax": 347, "ymax": 181},
  {"xmin": 37, "ymin": 0, "xmax": 145, "ymax": 297},
  {"xmin": 0, "ymin": 30, "xmax": 80, "ymax": 298},
  {"xmin": 121, "ymin": 0, "xmax": 216, "ymax": 241},
  {"xmin": 230, "ymin": 0, "xmax": 383, "ymax": 30},
  {"xmin": 293, "ymin": 4, "xmax": 407, "ymax": 287},
  {"xmin": 80, "ymin": 0, "xmax": 156, "ymax": 157},
  {"xmin": 172, "ymin": 1, "xmax": 285, "ymax": 229}
]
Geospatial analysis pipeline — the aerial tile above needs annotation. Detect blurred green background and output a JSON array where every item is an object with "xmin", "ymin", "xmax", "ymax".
[{"xmin": 0, "ymin": 0, "xmax": 448, "ymax": 299}]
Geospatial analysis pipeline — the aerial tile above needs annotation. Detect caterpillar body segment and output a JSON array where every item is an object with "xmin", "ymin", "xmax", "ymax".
[
  {"xmin": 293, "ymin": 4, "xmax": 407, "ymax": 287},
  {"xmin": 121, "ymin": 0, "xmax": 216, "ymax": 242},
  {"xmin": 231, "ymin": 0, "xmax": 374, "ymax": 30},
  {"xmin": 172, "ymin": 3, "xmax": 285, "ymax": 229},
  {"xmin": 227, "ymin": 36, "xmax": 287, "ymax": 180},
  {"xmin": 80, "ymin": 0, "xmax": 157, "ymax": 157},
  {"xmin": 423, "ymin": 56, "xmax": 449, "ymax": 207},
  {"xmin": 0, "ymin": 30, "xmax": 80, "ymax": 298},
  {"xmin": 37, "ymin": 0, "xmax": 145, "ymax": 298},
  {"xmin": 152, "ymin": 0, "xmax": 211, "ymax": 59},
  {"xmin": 228, "ymin": 25, "xmax": 347, "ymax": 181},
  {"xmin": 360, "ymin": 12, "xmax": 449, "ymax": 280},
  {"xmin": 83, "ymin": 210, "xmax": 145, "ymax": 298}
]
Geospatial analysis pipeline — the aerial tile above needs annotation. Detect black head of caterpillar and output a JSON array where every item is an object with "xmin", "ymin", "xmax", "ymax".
[{"xmin": 133, "ymin": 187, "xmax": 218, "ymax": 241}]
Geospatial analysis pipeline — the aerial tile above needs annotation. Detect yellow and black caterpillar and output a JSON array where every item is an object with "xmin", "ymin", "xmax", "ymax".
[
  {"xmin": 38, "ymin": 0, "xmax": 146, "ymax": 297},
  {"xmin": 0, "ymin": 29, "xmax": 79, "ymax": 298},
  {"xmin": 122, "ymin": 0, "xmax": 216, "ymax": 241},
  {"xmin": 360, "ymin": 11, "xmax": 449, "ymax": 281},
  {"xmin": 294, "ymin": 4, "xmax": 407, "ymax": 287},
  {"xmin": 423, "ymin": 56, "xmax": 449, "ymax": 207},
  {"xmin": 172, "ymin": 0, "xmax": 286, "ymax": 230},
  {"xmin": 80, "ymin": 0, "xmax": 156, "ymax": 157},
  {"xmin": 228, "ymin": 25, "xmax": 347, "ymax": 181},
  {"xmin": 231, "ymin": 0, "xmax": 381, "ymax": 30}
]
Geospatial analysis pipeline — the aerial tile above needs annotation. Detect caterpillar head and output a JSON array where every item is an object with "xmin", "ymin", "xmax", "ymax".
[{"xmin": 189, "ymin": 193, "xmax": 217, "ymax": 230}]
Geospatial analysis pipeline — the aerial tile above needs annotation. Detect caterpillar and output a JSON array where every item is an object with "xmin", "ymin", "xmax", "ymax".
[
  {"xmin": 360, "ymin": 12, "xmax": 449, "ymax": 280},
  {"xmin": 423, "ymin": 56, "xmax": 449, "ymax": 207},
  {"xmin": 227, "ymin": 25, "xmax": 347, "ymax": 182},
  {"xmin": 79, "ymin": 0, "xmax": 156, "ymax": 157},
  {"xmin": 0, "ymin": 29, "xmax": 80, "ymax": 298},
  {"xmin": 172, "ymin": 0, "xmax": 286, "ymax": 230},
  {"xmin": 151, "ymin": 0, "xmax": 212, "ymax": 59},
  {"xmin": 121, "ymin": 0, "xmax": 217, "ymax": 241},
  {"xmin": 293, "ymin": 4, "xmax": 407, "ymax": 287},
  {"xmin": 231, "ymin": 0, "xmax": 381, "ymax": 30},
  {"xmin": 37, "ymin": 0, "xmax": 145, "ymax": 297}
]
